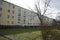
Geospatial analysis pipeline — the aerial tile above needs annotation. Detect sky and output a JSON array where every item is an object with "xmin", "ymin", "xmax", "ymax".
[
  {"xmin": 5, "ymin": 0, "xmax": 36, "ymax": 10},
  {"xmin": 5, "ymin": 0, "xmax": 60, "ymax": 19},
  {"xmin": 50, "ymin": 0, "xmax": 60, "ymax": 10}
]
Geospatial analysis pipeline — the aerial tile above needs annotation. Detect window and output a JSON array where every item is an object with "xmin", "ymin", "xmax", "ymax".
[
  {"xmin": 7, "ymin": 21, "xmax": 9, "ymax": 23},
  {"xmin": 24, "ymin": 20, "xmax": 25, "ymax": 23},
  {"xmin": 0, "ymin": 14, "xmax": 1, "ymax": 17},
  {"xmin": 8, "ymin": 15, "xmax": 10, "ymax": 18},
  {"xmin": 28, "ymin": 23, "xmax": 29, "ymax": 24},
  {"xmin": 18, "ymin": 22, "xmax": 20, "ymax": 23},
  {"xmin": 13, "ymin": 6, "xmax": 15, "ymax": 8},
  {"xmin": 24, "ymin": 11, "xmax": 26, "ymax": 13},
  {"xmin": 8, "ymin": 3, "xmax": 10, "ymax": 8},
  {"xmin": 12, "ymin": 21, "xmax": 14, "ymax": 24},
  {"xmin": 18, "ymin": 18, "xmax": 20, "ymax": 21},
  {"xmin": 0, "ymin": 2, "xmax": 3, "ymax": 5},
  {"xmin": 18, "ymin": 9, "xmax": 21, "ymax": 16},
  {"xmin": 24, "ymin": 16, "xmax": 26, "ymax": 17},
  {"xmin": 8, "ymin": 10, "xmax": 10, "ymax": 13},
  {"xmin": 12, "ymin": 11, "xmax": 14, "ymax": 14},
  {"xmin": 0, "ymin": 8, "xmax": 2, "ymax": 11},
  {"xmin": 18, "ymin": 13, "xmax": 20, "ymax": 16},
  {"xmin": 12, "ymin": 16, "xmax": 14, "ymax": 18}
]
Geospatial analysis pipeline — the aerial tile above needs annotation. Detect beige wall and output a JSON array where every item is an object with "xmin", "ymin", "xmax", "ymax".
[
  {"xmin": 0, "ymin": 1, "xmax": 53, "ymax": 26},
  {"xmin": 0, "ymin": 1, "xmax": 19, "ymax": 25},
  {"xmin": 0, "ymin": 1, "xmax": 40, "ymax": 26}
]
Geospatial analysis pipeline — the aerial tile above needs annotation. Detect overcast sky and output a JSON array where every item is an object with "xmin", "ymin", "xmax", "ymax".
[
  {"xmin": 5, "ymin": 0, "xmax": 60, "ymax": 19},
  {"xmin": 51, "ymin": 0, "xmax": 60, "ymax": 11}
]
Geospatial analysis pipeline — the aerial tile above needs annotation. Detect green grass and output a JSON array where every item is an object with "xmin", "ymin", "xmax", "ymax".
[
  {"xmin": 0, "ymin": 28, "xmax": 43, "ymax": 40},
  {"xmin": 0, "ymin": 37, "xmax": 7, "ymax": 40},
  {"xmin": 1, "ymin": 28, "xmax": 60, "ymax": 40}
]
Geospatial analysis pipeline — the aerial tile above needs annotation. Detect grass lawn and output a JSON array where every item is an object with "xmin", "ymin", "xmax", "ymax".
[{"xmin": 0, "ymin": 28, "xmax": 43, "ymax": 40}]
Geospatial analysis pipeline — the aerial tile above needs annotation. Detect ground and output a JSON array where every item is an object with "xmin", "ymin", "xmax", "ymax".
[
  {"xmin": 0, "ymin": 28, "xmax": 43, "ymax": 40},
  {"xmin": 0, "ymin": 27, "xmax": 60, "ymax": 40}
]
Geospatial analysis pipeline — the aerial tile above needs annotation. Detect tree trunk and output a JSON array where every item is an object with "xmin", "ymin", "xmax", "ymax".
[
  {"xmin": 41, "ymin": 27, "xmax": 51, "ymax": 40},
  {"xmin": 38, "ymin": 16, "xmax": 50, "ymax": 40},
  {"xmin": 40, "ymin": 19, "xmax": 48, "ymax": 40}
]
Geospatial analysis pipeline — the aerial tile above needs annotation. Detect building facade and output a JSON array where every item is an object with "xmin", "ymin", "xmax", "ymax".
[
  {"xmin": 0, "ymin": 0, "xmax": 40, "ymax": 26},
  {"xmin": 42, "ymin": 16, "xmax": 53, "ymax": 26}
]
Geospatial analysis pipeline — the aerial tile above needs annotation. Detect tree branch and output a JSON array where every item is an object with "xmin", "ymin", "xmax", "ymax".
[{"xmin": 43, "ymin": 0, "xmax": 51, "ymax": 15}]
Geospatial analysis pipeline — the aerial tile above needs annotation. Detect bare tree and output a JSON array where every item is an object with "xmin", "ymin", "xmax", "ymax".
[{"xmin": 28, "ymin": 0, "xmax": 52, "ymax": 40}]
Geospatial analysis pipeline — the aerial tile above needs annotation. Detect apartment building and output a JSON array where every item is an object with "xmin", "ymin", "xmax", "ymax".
[
  {"xmin": 0, "ymin": 0, "xmax": 40, "ymax": 26},
  {"xmin": 42, "ymin": 16, "xmax": 53, "ymax": 26}
]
